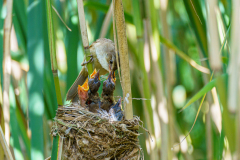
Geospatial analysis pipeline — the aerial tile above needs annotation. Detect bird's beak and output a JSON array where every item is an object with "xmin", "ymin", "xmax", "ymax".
[
  {"xmin": 112, "ymin": 59, "xmax": 117, "ymax": 72},
  {"xmin": 94, "ymin": 70, "xmax": 100, "ymax": 82},
  {"xmin": 78, "ymin": 78, "xmax": 89, "ymax": 91},
  {"xmin": 112, "ymin": 52, "xmax": 120, "ymax": 72},
  {"xmin": 90, "ymin": 68, "xmax": 98, "ymax": 79},
  {"xmin": 78, "ymin": 78, "xmax": 89, "ymax": 92},
  {"xmin": 112, "ymin": 71, "xmax": 116, "ymax": 83},
  {"xmin": 116, "ymin": 97, "xmax": 121, "ymax": 107},
  {"xmin": 108, "ymin": 64, "xmax": 112, "ymax": 72},
  {"xmin": 107, "ymin": 71, "xmax": 112, "ymax": 82}
]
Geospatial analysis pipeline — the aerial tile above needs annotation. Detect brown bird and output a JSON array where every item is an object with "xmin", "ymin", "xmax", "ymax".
[
  {"xmin": 100, "ymin": 70, "xmax": 116, "ymax": 112},
  {"xmin": 86, "ymin": 69, "xmax": 101, "ymax": 113},
  {"xmin": 66, "ymin": 38, "xmax": 118, "ymax": 102},
  {"xmin": 109, "ymin": 98, "xmax": 124, "ymax": 121},
  {"xmin": 77, "ymin": 78, "xmax": 89, "ymax": 107}
]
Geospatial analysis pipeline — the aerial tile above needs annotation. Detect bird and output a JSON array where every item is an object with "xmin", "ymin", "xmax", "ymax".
[
  {"xmin": 100, "ymin": 70, "xmax": 116, "ymax": 112},
  {"xmin": 88, "ymin": 69, "xmax": 101, "ymax": 94},
  {"xmin": 86, "ymin": 69, "xmax": 101, "ymax": 113},
  {"xmin": 109, "ymin": 98, "xmax": 124, "ymax": 121},
  {"xmin": 77, "ymin": 78, "xmax": 89, "ymax": 107},
  {"xmin": 66, "ymin": 38, "xmax": 118, "ymax": 102}
]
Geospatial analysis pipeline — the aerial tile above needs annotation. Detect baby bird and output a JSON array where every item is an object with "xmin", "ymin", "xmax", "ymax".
[
  {"xmin": 86, "ymin": 69, "xmax": 101, "ymax": 113},
  {"xmin": 77, "ymin": 78, "xmax": 89, "ymax": 107},
  {"xmin": 100, "ymin": 71, "xmax": 116, "ymax": 112},
  {"xmin": 88, "ymin": 69, "xmax": 101, "ymax": 94},
  {"xmin": 109, "ymin": 98, "xmax": 124, "ymax": 121}
]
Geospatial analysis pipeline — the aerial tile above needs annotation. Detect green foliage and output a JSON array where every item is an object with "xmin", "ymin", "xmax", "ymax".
[
  {"xmin": 179, "ymin": 74, "xmax": 227, "ymax": 112},
  {"xmin": 182, "ymin": 0, "xmax": 208, "ymax": 57},
  {"xmin": 27, "ymin": 0, "xmax": 44, "ymax": 159}
]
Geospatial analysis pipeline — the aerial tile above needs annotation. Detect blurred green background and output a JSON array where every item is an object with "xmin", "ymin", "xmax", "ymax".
[{"xmin": 1, "ymin": 0, "xmax": 238, "ymax": 159}]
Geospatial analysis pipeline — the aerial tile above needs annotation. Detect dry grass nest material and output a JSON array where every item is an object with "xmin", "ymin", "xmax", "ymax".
[{"xmin": 51, "ymin": 102, "xmax": 146, "ymax": 160}]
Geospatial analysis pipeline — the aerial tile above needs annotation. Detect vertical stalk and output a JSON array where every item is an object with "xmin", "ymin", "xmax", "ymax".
[
  {"xmin": 112, "ymin": 0, "xmax": 119, "ymax": 81},
  {"xmin": 206, "ymin": 0, "xmax": 221, "ymax": 71},
  {"xmin": 159, "ymin": 0, "xmax": 175, "ymax": 85},
  {"xmin": 145, "ymin": 0, "xmax": 171, "ymax": 158},
  {"xmin": 143, "ymin": 20, "xmax": 160, "ymax": 160},
  {"xmin": 114, "ymin": 0, "xmax": 133, "ymax": 120},
  {"xmin": 28, "ymin": 0, "xmax": 45, "ymax": 158},
  {"xmin": 147, "ymin": 0, "xmax": 160, "ymax": 62},
  {"xmin": 159, "ymin": 0, "xmax": 175, "ymax": 159},
  {"xmin": 0, "ymin": 78, "xmax": 4, "ymax": 159},
  {"xmin": 198, "ymin": 44, "xmax": 215, "ymax": 159},
  {"xmin": 46, "ymin": 0, "xmax": 63, "ymax": 159},
  {"xmin": 237, "ymin": 88, "xmax": 240, "ymax": 158},
  {"xmin": 3, "ymin": 0, "xmax": 13, "ymax": 146},
  {"xmin": 46, "ymin": 0, "xmax": 63, "ymax": 106},
  {"xmin": 228, "ymin": 0, "xmax": 240, "ymax": 113},
  {"xmin": 131, "ymin": 0, "xmax": 154, "ymax": 132},
  {"xmin": 100, "ymin": 2, "xmax": 113, "ymax": 38},
  {"xmin": 76, "ymin": 0, "xmax": 93, "ymax": 75},
  {"xmin": 201, "ymin": 64, "xmax": 213, "ymax": 160},
  {"xmin": 206, "ymin": 0, "xmax": 236, "ymax": 153},
  {"xmin": 0, "ymin": 126, "xmax": 13, "ymax": 160},
  {"xmin": 230, "ymin": 0, "xmax": 240, "ymax": 157}
]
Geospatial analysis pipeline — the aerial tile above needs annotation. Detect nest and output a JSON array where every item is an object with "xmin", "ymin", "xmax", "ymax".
[{"xmin": 51, "ymin": 102, "xmax": 144, "ymax": 160}]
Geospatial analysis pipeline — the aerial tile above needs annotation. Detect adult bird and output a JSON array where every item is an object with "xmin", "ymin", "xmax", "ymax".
[{"xmin": 66, "ymin": 38, "xmax": 118, "ymax": 102}]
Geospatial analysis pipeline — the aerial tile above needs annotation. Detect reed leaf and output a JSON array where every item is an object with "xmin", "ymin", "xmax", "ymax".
[
  {"xmin": 183, "ymin": 0, "xmax": 208, "ymax": 57},
  {"xmin": 179, "ymin": 74, "xmax": 227, "ymax": 112},
  {"xmin": 27, "ymin": 0, "xmax": 44, "ymax": 158}
]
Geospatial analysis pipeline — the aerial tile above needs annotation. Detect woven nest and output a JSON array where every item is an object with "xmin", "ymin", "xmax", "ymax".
[{"xmin": 51, "ymin": 102, "xmax": 144, "ymax": 160}]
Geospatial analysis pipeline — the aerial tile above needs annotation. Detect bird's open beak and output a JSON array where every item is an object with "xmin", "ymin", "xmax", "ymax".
[
  {"xmin": 108, "ymin": 65, "xmax": 116, "ymax": 83},
  {"xmin": 90, "ymin": 69, "xmax": 98, "ymax": 79},
  {"xmin": 108, "ymin": 71, "xmax": 116, "ymax": 83},
  {"xmin": 78, "ymin": 78, "xmax": 89, "ymax": 93},
  {"xmin": 112, "ymin": 71, "xmax": 116, "ymax": 83}
]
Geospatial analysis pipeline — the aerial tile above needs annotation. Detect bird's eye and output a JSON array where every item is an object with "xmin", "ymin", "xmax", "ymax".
[{"xmin": 110, "ymin": 60, "xmax": 113, "ymax": 64}]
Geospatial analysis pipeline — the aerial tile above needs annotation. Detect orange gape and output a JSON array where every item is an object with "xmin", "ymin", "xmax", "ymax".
[
  {"xmin": 90, "ymin": 69, "xmax": 98, "ymax": 79},
  {"xmin": 112, "ymin": 71, "xmax": 116, "ymax": 83},
  {"xmin": 78, "ymin": 78, "xmax": 89, "ymax": 107}
]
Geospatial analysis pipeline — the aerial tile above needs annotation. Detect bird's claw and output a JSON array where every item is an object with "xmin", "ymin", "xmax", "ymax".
[{"xmin": 81, "ymin": 55, "xmax": 93, "ymax": 66}]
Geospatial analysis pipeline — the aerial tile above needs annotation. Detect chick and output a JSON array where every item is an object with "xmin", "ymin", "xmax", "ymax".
[
  {"xmin": 109, "ymin": 98, "xmax": 124, "ymax": 121},
  {"xmin": 86, "ymin": 69, "xmax": 101, "ymax": 113},
  {"xmin": 88, "ymin": 69, "xmax": 101, "ymax": 94},
  {"xmin": 100, "ymin": 71, "xmax": 116, "ymax": 112},
  {"xmin": 77, "ymin": 78, "xmax": 89, "ymax": 107}
]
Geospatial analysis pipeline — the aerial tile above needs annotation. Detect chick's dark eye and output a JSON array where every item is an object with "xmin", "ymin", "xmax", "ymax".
[{"xmin": 110, "ymin": 60, "xmax": 113, "ymax": 64}]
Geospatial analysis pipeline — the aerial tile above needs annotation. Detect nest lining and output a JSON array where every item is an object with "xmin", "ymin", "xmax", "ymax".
[{"xmin": 51, "ymin": 103, "xmax": 144, "ymax": 160}]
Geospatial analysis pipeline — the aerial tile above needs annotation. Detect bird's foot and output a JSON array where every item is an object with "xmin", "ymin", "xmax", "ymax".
[{"xmin": 81, "ymin": 55, "xmax": 93, "ymax": 66}]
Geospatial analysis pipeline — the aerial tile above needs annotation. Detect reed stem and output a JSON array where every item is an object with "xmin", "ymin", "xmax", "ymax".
[
  {"xmin": 114, "ymin": 0, "xmax": 133, "ymax": 120},
  {"xmin": 0, "ymin": 126, "xmax": 13, "ymax": 160},
  {"xmin": 3, "ymin": 0, "xmax": 13, "ymax": 146},
  {"xmin": 77, "ymin": 0, "xmax": 93, "ymax": 75},
  {"xmin": 46, "ymin": 0, "xmax": 63, "ymax": 106}
]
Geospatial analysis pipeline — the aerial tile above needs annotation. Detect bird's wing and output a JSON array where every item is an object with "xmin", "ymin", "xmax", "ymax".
[{"xmin": 66, "ymin": 66, "xmax": 88, "ymax": 102}]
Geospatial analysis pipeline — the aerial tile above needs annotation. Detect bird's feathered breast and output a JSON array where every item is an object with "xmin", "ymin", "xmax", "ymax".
[{"xmin": 90, "ymin": 38, "xmax": 115, "ymax": 72}]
